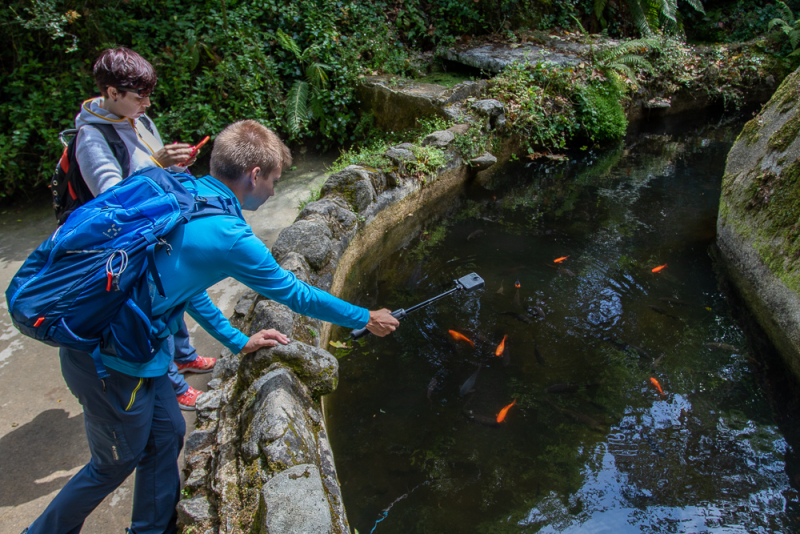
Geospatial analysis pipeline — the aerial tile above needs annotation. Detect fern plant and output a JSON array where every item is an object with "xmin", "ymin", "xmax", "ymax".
[
  {"xmin": 594, "ymin": 0, "xmax": 705, "ymax": 36},
  {"xmin": 275, "ymin": 29, "xmax": 332, "ymax": 137},
  {"xmin": 592, "ymin": 38, "xmax": 660, "ymax": 89},
  {"xmin": 769, "ymin": 1, "xmax": 800, "ymax": 53}
]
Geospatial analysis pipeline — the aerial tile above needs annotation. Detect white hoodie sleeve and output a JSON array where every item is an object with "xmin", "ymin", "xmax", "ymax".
[{"xmin": 75, "ymin": 125, "xmax": 125, "ymax": 196}]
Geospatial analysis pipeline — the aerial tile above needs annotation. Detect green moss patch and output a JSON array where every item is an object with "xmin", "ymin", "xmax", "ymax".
[
  {"xmin": 745, "ymin": 160, "xmax": 800, "ymax": 293},
  {"xmin": 738, "ymin": 118, "xmax": 762, "ymax": 146},
  {"xmin": 768, "ymin": 110, "xmax": 800, "ymax": 152},
  {"xmin": 772, "ymin": 69, "xmax": 800, "ymax": 114},
  {"xmin": 415, "ymin": 72, "xmax": 473, "ymax": 89},
  {"xmin": 576, "ymin": 82, "xmax": 627, "ymax": 142}
]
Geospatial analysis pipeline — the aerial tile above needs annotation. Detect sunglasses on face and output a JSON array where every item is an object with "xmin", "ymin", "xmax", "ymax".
[{"xmin": 115, "ymin": 86, "xmax": 155, "ymax": 99}]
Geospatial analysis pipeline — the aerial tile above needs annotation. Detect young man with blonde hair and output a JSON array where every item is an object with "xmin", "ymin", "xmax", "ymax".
[{"xmin": 24, "ymin": 120, "xmax": 399, "ymax": 534}]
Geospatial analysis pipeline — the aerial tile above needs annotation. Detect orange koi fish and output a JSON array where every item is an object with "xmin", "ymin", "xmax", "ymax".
[
  {"xmin": 448, "ymin": 330, "xmax": 475, "ymax": 348},
  {"xmin": 652, "ymin": 264, "xmax": 668, "ymax": 273},
  {"xmin": 554, "ymin": 256, "xmax": 569, "ymax": 263},
  {"xmin": 495, "ymin": 335, "xmax": 508, "ymax": 357},
  {"xmin": 497, "ymin": 398, "xmax": 517, "ymax": 423},
  {"xmin": 650, "ymin": 377, "xmax": 665, "ymax": 397}
]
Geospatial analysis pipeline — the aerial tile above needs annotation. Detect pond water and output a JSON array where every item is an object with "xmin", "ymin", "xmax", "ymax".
[{"xmin": 327, "ymin": 113, "xmax": 800, "ymax": 533}]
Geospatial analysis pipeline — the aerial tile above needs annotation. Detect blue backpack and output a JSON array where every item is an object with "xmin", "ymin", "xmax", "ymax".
[{"xmin": 5, "ymin": 167, "xmax": 241, "ymax": 379}]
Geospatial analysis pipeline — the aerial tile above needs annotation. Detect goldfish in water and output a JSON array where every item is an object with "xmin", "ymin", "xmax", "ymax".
[
  {"xmin": 650, "ymin": 377, "xmax": 665, "ymax": 397},
  {"xmin": 495, "ymin": 335, "xmax": 508, "ymax": 357},
  {"xmin": 497, "ymin": 398, "xmax": 517, "ymax": 423},
  {"xmin": 514, "ymin": 280, "xmax": 521, "ymax": 288},
  {"xmin": 554, "ymin": 256, "xmax": 569, "ymax": 263},
  {"xmin": 448, "ymin": 330, "xmax": 475, "ymax": 348},
  {"xmin": 652, "ymin": 264, "xmax": 668, "ymax": 273}
]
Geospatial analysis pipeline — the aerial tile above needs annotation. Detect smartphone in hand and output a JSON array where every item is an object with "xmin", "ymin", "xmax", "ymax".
[{"xmin": 180, "ymin": 135, "xmax": 210, "ymax": 166}]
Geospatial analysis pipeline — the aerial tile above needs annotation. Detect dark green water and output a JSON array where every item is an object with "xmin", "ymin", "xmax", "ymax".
[{"xmin": 327, "ymin": 115, "xmax": 800, "ymax": 533}]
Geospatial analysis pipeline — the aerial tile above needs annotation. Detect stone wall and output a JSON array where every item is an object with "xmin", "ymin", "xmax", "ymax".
[
  {"xmin": 177, "ymin": 105, "xmax": 503, "ymax": 532},
  {"xmin": 717, "ymin": 66, "xmax": 800, "ymax": 379}
]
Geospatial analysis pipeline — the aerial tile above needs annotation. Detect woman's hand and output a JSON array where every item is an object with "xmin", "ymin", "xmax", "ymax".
[
  {"xmin": 153, "ymin": 143, "xmax": 195, "ymax": 168},
  {"xmin": 241, "ymin": 329, "xmax": 291, "ymax": 353}
]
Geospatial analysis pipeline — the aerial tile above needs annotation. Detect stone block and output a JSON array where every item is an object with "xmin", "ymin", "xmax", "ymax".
[
  {"xmin": 392, "ymin": 142, "xmax": 416, "ymax": 151},
  {"xmin": 184, "ymin": 467, "xmax": 207, "ymax": 490},
  {"xmin": 196, "ymin": 389, "xmax": 223, "ymax": 413},
  {"xmin": 471, "ymin": 98, "xmax": 505, "ymax": 117},
  {"xmin": 470, "ymin": 152, "xmax": 498, "ymax": 171},
  {"xmin": 279, "ymin": 252, "xmax": 312, "ymax": 284},
  {"xmin": 238, "ymin": 340, "xmax": 338, "ymax": 398},
  {"xmin": 249, "ymin": 300, "xmax": 296, "ymax": 338},
  {"xmin": 212, "ymin": 349, "xmax": 240, "ymax": 381},
  {"xmin": 447, "ymin": 124, "xmax": 470, "ymax": 135},
  {"xmin": 356, "ymin": 76, "xmax": 450, "ymax": 131},
  {"xmin": 422, "ymin": 130, "xmax": 455, "ymax": 148},
  {"xmin": 320, "ymin": 166, "xmax": 381, "ymax": 213},
  {"xmin": 261, "ymin": 464, "xmax": 332, "ymax": 534},
  {"xmin": 185, "ymin": 429, "xmax": 214, "ymax": 456},
  {"xmin": 233, "ymin": 290, "xmax": 260, "ymax": 318},
  {"xmin": 177, "ymin": 495, "xmax": 215, "ymax": 526},
  {"xmin": 297, "ymin": 197, "xmax": 359, "ymax": 241},
  {"xmin": 240, "ymin": 366, "xmax": 320, "ymax": 468},
  {"xmin": 385, "ymin": 147, "xmax": 415, "ymax": 163},
  {"xmin": 442, "ymin": 80, "xmax": 487, "ymax": 104},
  {"xmin": 272, "ymin": 219, "xmax": 333, "ymax": 270}
]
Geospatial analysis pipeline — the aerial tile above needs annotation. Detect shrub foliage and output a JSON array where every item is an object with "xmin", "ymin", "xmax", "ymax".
[{"xmin": 0, "ymin": 0, "xmax": 796, "ymax": 198}]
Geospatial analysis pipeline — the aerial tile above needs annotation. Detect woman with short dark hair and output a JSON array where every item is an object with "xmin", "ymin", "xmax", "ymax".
[{"xmin": 75, "ymin": 47, "xmax": 196, "ymax": 195}]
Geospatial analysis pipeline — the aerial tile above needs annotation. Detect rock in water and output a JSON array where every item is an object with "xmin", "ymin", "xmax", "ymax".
[{"xmin": 716, "ymin": 66, "xmax": 800, "ymax": 379}]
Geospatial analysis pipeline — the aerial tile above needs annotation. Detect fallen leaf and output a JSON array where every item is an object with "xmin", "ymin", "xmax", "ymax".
[{"xmin": 329, "ymin": 340, "xmax": 349, "ymax": 349}]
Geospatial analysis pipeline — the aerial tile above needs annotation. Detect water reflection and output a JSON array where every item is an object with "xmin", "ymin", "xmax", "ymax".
[{"xmin": 327, "ymin": 116, "xmax": 800, "ymax": 533}]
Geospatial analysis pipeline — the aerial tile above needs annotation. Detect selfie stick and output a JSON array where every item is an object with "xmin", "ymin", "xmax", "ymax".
[{"xmin": 350, "ymin": 273, "xmax": 485, "ymax": 339}]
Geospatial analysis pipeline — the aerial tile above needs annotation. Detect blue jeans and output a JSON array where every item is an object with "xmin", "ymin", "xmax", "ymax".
[
  {"xmin": 168, "ymin": 318, "xmax": 198, "ymax": 396},
  {"xmin": 28, "ymin": 348, "xmax": 186, "ymax": 534}
]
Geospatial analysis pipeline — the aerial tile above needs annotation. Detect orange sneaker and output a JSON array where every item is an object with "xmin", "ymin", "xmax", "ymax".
[
  {"xmin": 176, "ymin": 386, "xmax": 202, "ymax": 411},
  {"xmin": 176, "ymin": 356, "xmax": 216, "ymax": 375}
]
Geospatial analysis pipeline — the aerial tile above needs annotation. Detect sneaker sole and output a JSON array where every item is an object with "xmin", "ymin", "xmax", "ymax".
[
  {"xmin": 177, "ymin": 367, "xmax": 214, "ymax": 375},
  {"xmin": 178, "ymin": 403, "xmax": 197, "ymax": 411}
]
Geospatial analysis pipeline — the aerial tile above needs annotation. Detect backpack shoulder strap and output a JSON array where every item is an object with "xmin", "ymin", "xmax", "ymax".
[
  {"xmin": 139, "ymin": 115, "xmax": 155, "ymax": 136},
  {"xmin": 92, "ymin": 123, "xmax": 130, "ymax": 178}
]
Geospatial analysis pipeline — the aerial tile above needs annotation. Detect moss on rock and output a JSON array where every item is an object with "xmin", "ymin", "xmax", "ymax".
[
  {"xmin": 749, "ymin": 160, "xmax": 800, "ymax": 293},
  {"xmin": 772, "ymin": 69, "xmax": 800, "ymax": 114},
  {"xmin": 767, "ymin": 110, "xmax": 800, "ymax": 152},
  {"xmin": 737, "ymin": 117, "xmax": 762, "ymax": 146}
]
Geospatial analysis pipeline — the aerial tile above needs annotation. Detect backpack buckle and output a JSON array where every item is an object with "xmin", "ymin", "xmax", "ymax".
[{"xmin": 158, "ymin": 238, "xmax": 172, "ymax": 256}]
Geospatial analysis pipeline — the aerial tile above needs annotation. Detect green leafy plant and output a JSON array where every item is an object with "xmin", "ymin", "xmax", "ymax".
[
  {"xmin": 275, "ymin": 29, "xmax": 332, "ymax": 137},
  {"xmin": 769, "ymin": 1, "xmax": 800, "ymax": 54},
  {"xmin": 490, "ymin": 60, "xmax": 582, "ymax": 152},
  {"xmin": 594, "ymin": 0, "xmax": 706, "ymax": 36},
  {"xmin": 406, "ymin": 145, "xmax": 447, "ymax": 180},
  {"xmin": 452, "ymin": 126, "xmax": 491, "ymax": 160},
  {"xmin": 13, "ymin": 0, "xmax": 80, "ymax": 52},
  {"xmin": 576, "ymin": 82, "xmax": 627, "ymax": 141},
  {"xmin": 591, "ymin": 37, "xmax": 659, "ymax": 89}
]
